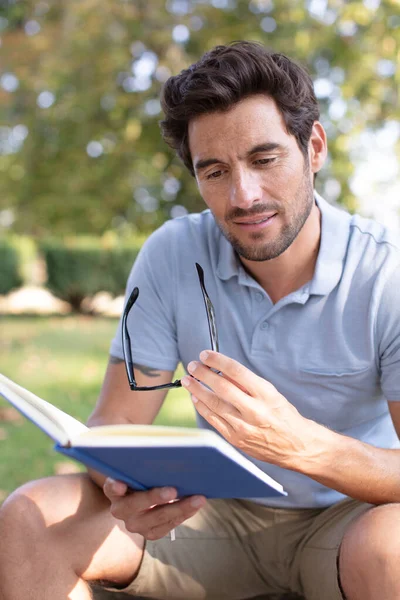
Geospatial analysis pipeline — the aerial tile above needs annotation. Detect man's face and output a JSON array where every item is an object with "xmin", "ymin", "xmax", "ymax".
[{"xmin": 188, "ymin": 95, "xmax": 317, "ymax": 262}]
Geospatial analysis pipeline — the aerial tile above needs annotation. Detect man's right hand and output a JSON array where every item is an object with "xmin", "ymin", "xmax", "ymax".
[{"xmin": 103, "ymin": 478, "xmax": 207, "ymax": 540}]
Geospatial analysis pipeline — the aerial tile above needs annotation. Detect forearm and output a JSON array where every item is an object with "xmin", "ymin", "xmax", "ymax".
[
  {"xmin": 182, "ymin": 351, "xmax": 400, "ymax": 504},
  {"xmin": 291, "ymin": 420, "xmax": 400, "ymax": 504},
  {"xmin": 85, "ymin": 359, "xmax": 173, "ymax": 488}
]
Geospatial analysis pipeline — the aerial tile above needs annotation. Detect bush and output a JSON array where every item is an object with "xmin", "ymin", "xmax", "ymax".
[
  {"xmin": 8, "ymin": 234, "xmax": 39, "ymax": 285},
  {"xmin": 0, "ymin": 239, "xmax": 23, "ymax": 295},
  {"xmin": 40, "ymin": 237, "xmax": 143, "ymax": 311}
]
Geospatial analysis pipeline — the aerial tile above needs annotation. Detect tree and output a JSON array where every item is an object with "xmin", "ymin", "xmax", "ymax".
[{"xmin": 1, "ymin": 0, "xmax": 399, "ymax": 236}]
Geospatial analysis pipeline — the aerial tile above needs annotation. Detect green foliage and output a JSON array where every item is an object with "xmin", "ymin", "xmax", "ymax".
[
  {"xmin": 0, "ymin": 239, "xmax": 23, "ymax": 294},
  {"xmin": 0, "ymin": 0, "xmax": 399, "ymax": 235},
  {"xmin": 7, "ymin": 234, "xmax": 38, "ymax": 284},
  {"xmin": 40, "ymin": 237, "xmax": 142, "ymax": 310}
]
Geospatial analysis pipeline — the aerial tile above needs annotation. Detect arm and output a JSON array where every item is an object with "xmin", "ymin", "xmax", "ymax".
[
  {"xmin": 87, "ymin": 356, "xmax": 206, "ymax": 538},
  {"xmin": 87, "ymin": 355, "xmax": 173, "ymax": 427},
  {"xmin": 86, "ymin": 355, "xmax": 173, "ymax": 488},
  {"xmin": 88, "ymin": 224, "xmax": 205, "ymax": 537},
  {"xmin": 290, "ymin": 402, "xmax": 400, "ymax": 505},
  {"xmin": 181, "ymin": 351, "xmax": 400, "ymax": 505}
]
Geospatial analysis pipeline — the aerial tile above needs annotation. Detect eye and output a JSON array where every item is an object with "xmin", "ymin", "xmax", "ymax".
[
  {"xmin": 254, "ymin": 157, "xmax": 276, "ymax": 166},
  {"xmin": 206, "ymin": 170, "xmax": 224, "ymax": 180}
]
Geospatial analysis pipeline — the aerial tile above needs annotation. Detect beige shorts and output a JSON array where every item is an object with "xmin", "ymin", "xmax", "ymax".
[{"xmin": 109, "ymin": 496, "xmax": 372, "ymax": 600}]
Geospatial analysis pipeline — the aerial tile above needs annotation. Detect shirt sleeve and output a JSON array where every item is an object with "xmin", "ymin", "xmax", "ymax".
[
  {"xmin": 376, "ymin": 262, "xmax": 400, "ymax": 400},
  {"xmin": 109, "ymin": 221, "xmax": 180, "ymax": 372}
]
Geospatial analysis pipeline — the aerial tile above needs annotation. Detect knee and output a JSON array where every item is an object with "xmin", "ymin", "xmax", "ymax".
[
  {"xmin": 0, "ymin": 480, "xmax": 51, "ymax": 543},
  {"xmin": 0, "ymin": 473, "xmax": 94, "ymax": 542},
  {"xmin": 340, "ymin": 503, "xmax": 400, "ymax": 575},
  {"xmin": 0, "ymin": 488, "xmax": 45, "ymax": 564}
]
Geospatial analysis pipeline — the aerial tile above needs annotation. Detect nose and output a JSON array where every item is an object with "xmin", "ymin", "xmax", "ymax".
[{"xmin": 229, "ymin": 167, "xmax": 263, "ymax": 209}]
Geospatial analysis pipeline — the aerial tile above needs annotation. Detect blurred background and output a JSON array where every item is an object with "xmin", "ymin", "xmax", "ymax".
[{"xmin": 0, "ymin": 0, "xmax": 399, "ymax": 499}]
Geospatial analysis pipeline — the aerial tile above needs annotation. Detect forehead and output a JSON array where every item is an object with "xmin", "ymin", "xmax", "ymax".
[{"xmin": 188, "ymin": 94, "xmax": 291, "ymax": 158}]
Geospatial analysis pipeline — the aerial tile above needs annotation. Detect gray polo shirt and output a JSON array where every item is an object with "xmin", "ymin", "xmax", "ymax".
[{"xmin": 111, "ymin": 193, "xmax": 400, "ymax": 508}]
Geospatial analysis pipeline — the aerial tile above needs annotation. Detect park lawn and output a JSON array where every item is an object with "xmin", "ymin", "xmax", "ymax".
[{"xmin": 0, "ymin": 315, "xmax": 196, "ymax": 501}]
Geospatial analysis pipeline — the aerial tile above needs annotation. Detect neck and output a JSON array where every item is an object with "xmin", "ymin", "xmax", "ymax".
[{"xmin": 239, "ymin": 203, "xmax": 321, "ymax": 304}]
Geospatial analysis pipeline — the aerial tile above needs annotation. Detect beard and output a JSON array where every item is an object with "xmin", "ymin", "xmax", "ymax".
[{"xmin": 213, "ymin": 166, "xmax": 315, "ymax": 262}]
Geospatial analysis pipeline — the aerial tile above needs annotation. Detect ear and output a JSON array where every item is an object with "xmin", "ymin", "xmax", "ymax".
[{"xmin": 308, "ymin": 121, "xmax": 327, "ymax": 174}]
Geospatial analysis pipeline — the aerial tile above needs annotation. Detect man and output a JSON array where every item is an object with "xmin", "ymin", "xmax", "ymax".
[{"xmin": 1, "ymin": 41, "xmax": 400, "ymax": 600}]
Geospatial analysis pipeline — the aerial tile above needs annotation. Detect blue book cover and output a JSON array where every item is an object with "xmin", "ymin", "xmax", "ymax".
[
  {"xmin": 0, "ymin": 373, "xmax": 286, "ymax": 499},
  {"xmin": 56, "ymin": 438, "xmax": 285, "ymax": 498}
]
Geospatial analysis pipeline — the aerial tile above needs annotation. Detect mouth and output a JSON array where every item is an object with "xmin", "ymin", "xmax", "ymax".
[{"xmin": 233, "ymin": 213, "xmax": 278, "ymax": 230}]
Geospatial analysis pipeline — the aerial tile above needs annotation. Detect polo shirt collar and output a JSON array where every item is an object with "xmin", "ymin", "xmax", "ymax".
[
  {"xmin": 309, "ymin": 192, "xmax": 351, "ymax": 296},
  {"xmin": 216, "ymin": 191, "xmax": 351, "ymax": 297}
]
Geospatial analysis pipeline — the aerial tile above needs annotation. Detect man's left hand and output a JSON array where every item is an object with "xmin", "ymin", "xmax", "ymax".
[{"xmin": 181, "ymin": 350, "xmax": 314, "ymax": 468}]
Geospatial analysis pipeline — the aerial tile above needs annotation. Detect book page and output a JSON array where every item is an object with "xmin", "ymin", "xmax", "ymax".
[
  {"xmin": 75, "ymin": 424, "xmax": 213, "ymax": 441},
  {"xmin": 0, "ymin": 374, "xmax": 88, "ymax": 444}
]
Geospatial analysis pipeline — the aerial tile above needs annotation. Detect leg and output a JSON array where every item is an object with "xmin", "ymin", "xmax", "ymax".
[
  {"xmin": 339, "ymin": 502, "xmax": 400, "ymax": 600},
  {"xmin": 0, "ymin": 473, "xmax": 144, "ymax": 600},
  {"xmin": 291, "ymin": 498, "xmax": 373, "ymax": 600}
]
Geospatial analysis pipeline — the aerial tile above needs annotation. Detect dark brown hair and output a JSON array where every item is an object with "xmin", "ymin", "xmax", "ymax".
[{"xmin": 160, "ymin": 41, "xmax": 320, "ymax": 176}]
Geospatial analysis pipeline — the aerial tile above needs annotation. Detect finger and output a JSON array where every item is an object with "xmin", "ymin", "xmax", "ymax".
[
  {"xmin": 192, "ymin": 395, "xmax": 234, "ymax": 440},
  {"xmin": 108, "ymin": 486, "xmax": 178, "ymax": 522},
  {"xmin": 185, "ymin": 361, "xmax": 248, "ymax": 411},
  {"xmin": 199, "ymin": 351, "xmax": 273, "ymax": 397},
  {"xmin": 103, "ymin": 478, "xmax": 128, "ymax": 499},
  {"xmin": 139, "ymin": 496, "xmax": 207, "ymax": 541},
  {"xmin": 182, "ymin": 375, "xmax": 239, "ymax": 418}
]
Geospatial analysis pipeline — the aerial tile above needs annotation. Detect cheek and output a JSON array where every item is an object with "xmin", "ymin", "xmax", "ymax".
[{"xmin": 199, "ymin": 183, "xmax": 227, "ymax": 211}]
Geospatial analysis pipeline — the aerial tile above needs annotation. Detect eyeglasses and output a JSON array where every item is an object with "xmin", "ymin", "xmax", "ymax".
[{"xmin": 122, "ymin": 263, "xmax": 219, "ymax": 391}]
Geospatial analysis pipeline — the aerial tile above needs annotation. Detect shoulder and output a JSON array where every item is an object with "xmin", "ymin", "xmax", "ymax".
[
  {"xmin": 344, "ymin": 213, "xmax": 400, "ymax": 316},
  {"xmin": 348, "ymin": 212, "xmax": 400, "ymax": 270},
  {"xmin": 141, "ymin": 210, "xmax": 220, "ymax": 258},
  {"xmin": 349, "ymin": 213, "xmax": 400, "ymax": 251}
]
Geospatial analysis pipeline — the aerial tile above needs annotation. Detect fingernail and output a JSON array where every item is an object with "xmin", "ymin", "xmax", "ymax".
[
  {"xmin": 160, "ymin": 487, "xmax": 176, "ymax": 500},
  {"xmin": 191, "ymin": 496, "xmax": 205, "ymax": 508},
  {"xmin": 107, "ymin": 479, "xmax": 126, "ymax": 494},
  {"xmin": 181, "ymin": 376, "xmax": 191, "ymax": 387},
  {"xmin": 199, "ymin": 351, "xmax": 209, "ymax": 361},
  {"xmin": 187, "ymin": 361, "xmax": 197, "ymax": 373},
  {"xmin": 191, "ymin": 395, "xmax": 198, "ymax": 404}
]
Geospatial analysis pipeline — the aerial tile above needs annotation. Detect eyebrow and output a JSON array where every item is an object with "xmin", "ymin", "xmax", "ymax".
[{"xmin": 194, "ymin": 142, "xmax": 284, "ymax": 173}]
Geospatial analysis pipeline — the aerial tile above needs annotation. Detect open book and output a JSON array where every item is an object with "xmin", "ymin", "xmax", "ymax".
[{"xmin": 0, "ymin": 373, "xmax": 285, "ymax": 499}]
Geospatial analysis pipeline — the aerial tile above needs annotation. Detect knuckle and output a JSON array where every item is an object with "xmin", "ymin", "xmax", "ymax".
[
  {"xmin": 229, "ymin": 362, "xmax": 242, "ymax": 379},
  {"xmin": 230, "ymin": 419, "xmax": 245, "ymax": 435},
  {"xmin": 146, "ymin": 526, "xmax": 163, "ymax": 541},
  {"xmin": 236, "ymin": 438, "xmax": 247, "ymax": 451},
  {"xmin": 212, "ymin": 395, "xmax": 222, "ymax": 412},
  {"xmin": 125, "ymin": 518, "xmax": 140, "ymax": 534},
  {"xmin": 216, "ymin": 377, "xmax": 230, "ymax": 397},
  {"xmin": 154, "ymin": 508, "xmax": 169, "ymax": 526},
  {"xmin": 109, "ymin": 503, "xmax": 121, "ymax": 519}
]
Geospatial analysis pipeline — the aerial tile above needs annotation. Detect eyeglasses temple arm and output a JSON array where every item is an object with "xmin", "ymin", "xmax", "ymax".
[
  {"xmin": 122, "ymin": 287, "xmax": 140, "ymax": 390},
  {"xmin": 195, "ymin": 263, "xmax": 220, "ymax": 353}
]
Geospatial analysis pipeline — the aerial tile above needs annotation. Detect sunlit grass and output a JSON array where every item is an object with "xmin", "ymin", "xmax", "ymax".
[{"xmin": 0, "ymin": 315, "xmax": 196, "ymax": 500}]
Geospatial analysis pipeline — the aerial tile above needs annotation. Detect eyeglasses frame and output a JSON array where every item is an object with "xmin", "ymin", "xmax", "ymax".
[{"xmin": 122, "ymin": 263, "xmax": 219, "ymax": 391}]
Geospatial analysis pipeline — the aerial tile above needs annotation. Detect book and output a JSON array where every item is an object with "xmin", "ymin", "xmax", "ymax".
[{"xmin": 0, "ymin": 373, "xmax": 286, "ymax": 499}]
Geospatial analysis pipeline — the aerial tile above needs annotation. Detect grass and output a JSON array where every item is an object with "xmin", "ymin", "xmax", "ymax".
[{"xmin": 0, "ymin": 315, "xmax": 196, "ymax": 501}]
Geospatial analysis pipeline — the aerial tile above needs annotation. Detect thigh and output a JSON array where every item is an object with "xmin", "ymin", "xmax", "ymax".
[
  {"xmin": 115, "ymin": 499, "xmax": 287, "ymax": 600},
  {"xmin": 4, "ymin": 473, "xmax": 144, "ymax": 587},
  {"xmin": 291, "ymin": 498, "xmax": 373, "ymax": 600}
]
